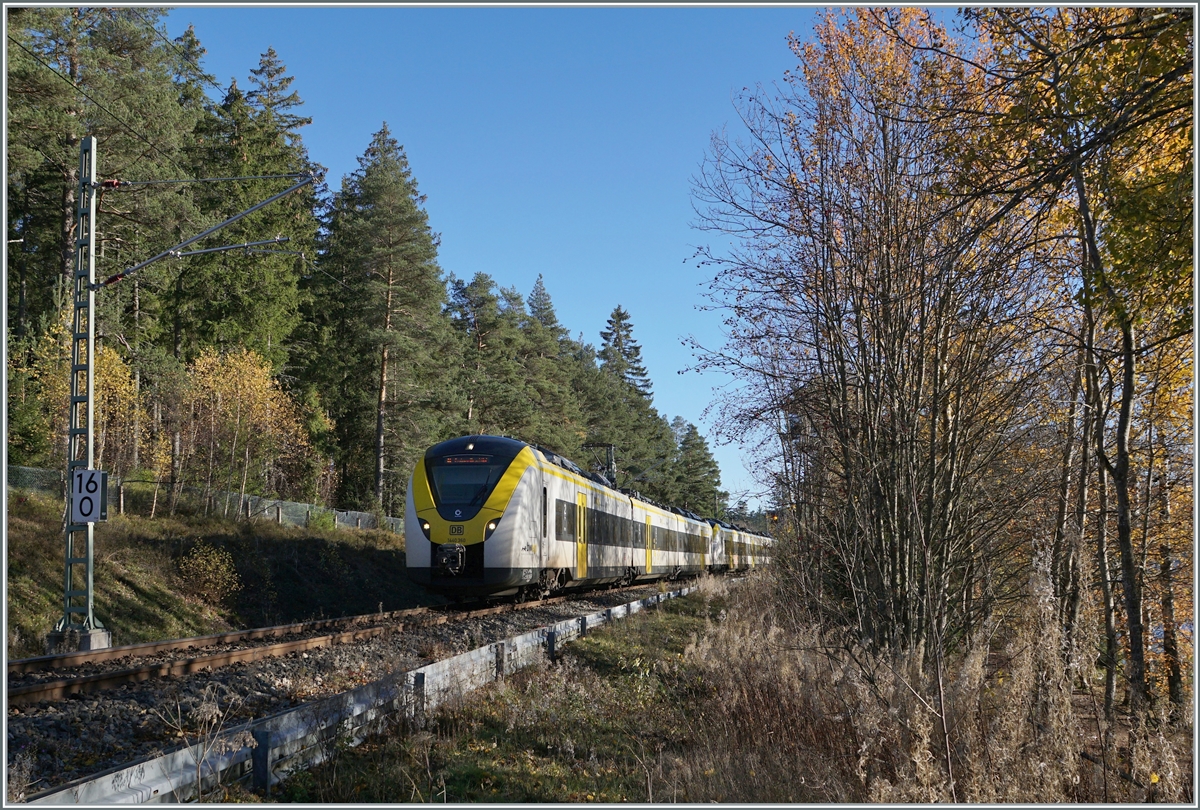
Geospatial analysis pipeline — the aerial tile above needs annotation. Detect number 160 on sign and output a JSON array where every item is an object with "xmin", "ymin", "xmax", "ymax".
[{"xmin": 71, "ymin": 469, "xmax": 109, "ymax": 524}]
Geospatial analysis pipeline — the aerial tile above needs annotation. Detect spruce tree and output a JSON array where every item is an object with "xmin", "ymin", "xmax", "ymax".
[
  {"xmin": 246, "ymin": 46, "xmax": 312, "ymax": 139},
  {"xmin": 671, "ymin": 418, "xmax": 726, "ymax": 516},
  {"xmin": 599, "ymin": 305, "xmax": 653, "ymax": 397},
  {"xmin": 570, "ymin": 335, "xmax": 676, "ymax": 502},
  {"xmin": 519, "ymin": 277, "xmax": 583, "ymax": 451},
  {"xmin": 175, "ymin": 47, "xmax": 319, "ymax": 370},
  {"xmin": 448, "ymin": 273, "xmax": 528, "ymax": 437},
  {"xmin": 527, "ymin": 274, "xmax": 563, "ymax": 333}
]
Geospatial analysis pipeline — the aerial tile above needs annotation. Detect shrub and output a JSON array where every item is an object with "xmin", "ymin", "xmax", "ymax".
[
  {"xmin": 307, "ymin": 509, "xmax": 336, "ymax": 533},
  {"xmin": 177, "ymin": 542, "xmax": 242, "ymax": 607}
]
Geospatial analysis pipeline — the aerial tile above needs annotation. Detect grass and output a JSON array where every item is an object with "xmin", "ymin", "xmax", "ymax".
[
  {"xmin": 276, "ymin": 581, "xmax": 725, "ymax": 803},
  {"xmin": 273, "ymin": 573, "xmax": 1192, "ymax": 804},
  {"xmin": 8, "ymin": 491, "xmax": 1190, "ymax": 801},
  {"xmin": 5, "ymin": 488, "xmax": 431, "ymax": 659}
]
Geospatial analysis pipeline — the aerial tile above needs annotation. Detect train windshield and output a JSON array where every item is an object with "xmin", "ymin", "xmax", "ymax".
[{"xmin": 428, "ymin": 455, "xmax": 509, "ymax": 507}]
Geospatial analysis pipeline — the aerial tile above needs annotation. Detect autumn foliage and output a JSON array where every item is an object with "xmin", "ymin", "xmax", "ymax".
[{"xmin": 691, "ymin": 3, "xmax": 1192, "ymax": 758}]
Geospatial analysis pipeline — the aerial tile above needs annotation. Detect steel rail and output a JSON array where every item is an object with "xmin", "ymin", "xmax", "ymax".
[
  {"xmin": 8, "ymin": 608, "xmax": 430, "ymax": 675},
  {"xmin": 5, "ymin": 589, "xmax": 644, "ymax": 705},
  {"xmin": 7, "ymin": 625, "xmax": 404, "ymax": 705}
]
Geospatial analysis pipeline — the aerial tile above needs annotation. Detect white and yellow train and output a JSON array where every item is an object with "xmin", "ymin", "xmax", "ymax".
[{"xmin": 406, "ymin": 435, "xmax": 771, "ymax": 598}]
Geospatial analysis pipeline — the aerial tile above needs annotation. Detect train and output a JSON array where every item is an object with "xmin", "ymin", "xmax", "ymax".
[{"xmin": 405, "ymin": 434, "xmax": 772, "ymax": 599}]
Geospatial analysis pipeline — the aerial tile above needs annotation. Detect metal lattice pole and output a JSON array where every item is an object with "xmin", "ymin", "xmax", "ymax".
[
  {"xmin": 45, "ymin": 139, "xmax": 312, "ymax": 653},
  {"xmin": 55, "ymin": 136, "xmax": 105, "ymax": 639}
]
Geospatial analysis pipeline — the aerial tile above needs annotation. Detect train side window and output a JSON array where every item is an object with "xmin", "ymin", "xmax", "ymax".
[
  {"xmin": 542, "ymin": 487, "xmax": 547, "ymax": 538},
  {"xmin": 556, "ymin": 499, "xmax": 576, "ymax": 543}
]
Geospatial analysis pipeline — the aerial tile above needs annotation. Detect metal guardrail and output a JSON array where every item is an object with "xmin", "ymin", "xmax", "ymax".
[{"xmin": 27, "ymin": 587, "xmax": 694, "ymax": 804}]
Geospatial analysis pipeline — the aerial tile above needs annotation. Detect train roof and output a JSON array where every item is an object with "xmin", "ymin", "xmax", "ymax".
[
  {"xmin": 428, "ymin": 435, "xmax": 753, "ymax": 531},
  {"xmin": 424, "ymin": 434, "xmax": 528, "ymax": 460}
]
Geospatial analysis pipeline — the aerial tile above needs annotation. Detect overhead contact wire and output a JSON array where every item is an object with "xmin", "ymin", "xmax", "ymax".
[
  {"xmin": 7, "ymin": 35, "xmax": 192, "ymax": 180},
  {"xmin": 131, "ymin": 7, "xmax": 228, "ymax": 98},
  {"xmin": 103, "ymin": 173, "xmax": 308, "ymax": 187}
]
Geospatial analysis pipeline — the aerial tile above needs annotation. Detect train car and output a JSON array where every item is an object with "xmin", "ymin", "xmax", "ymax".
[
  {"xmin": 709, "ymin": 519, "xmax": 771, "ymax": 573},
  {"xmin": 405, "ymin": 434, "xmax": 771, "ymax": 599}
]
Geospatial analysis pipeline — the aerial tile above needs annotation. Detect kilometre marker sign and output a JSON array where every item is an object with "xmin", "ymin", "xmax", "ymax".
[{"xmin": 71, "ymin": 469, "xmax": 108, "ymax": 524}]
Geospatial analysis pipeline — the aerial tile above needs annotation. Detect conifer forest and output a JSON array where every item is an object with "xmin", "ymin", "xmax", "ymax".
[
  {"xmin": 6, "ymin": 4, "xmax": 1195, "ymax": 734},
  {"xmin": 5, "ymin": 7, "xmax": 729, "ymax": 523}
]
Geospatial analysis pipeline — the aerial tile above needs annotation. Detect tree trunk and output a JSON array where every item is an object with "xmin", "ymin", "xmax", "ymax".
[
  {"xmin": 376, "ymin": 341, "xmax": 389, "ymax": 505},
  {"xmin": 1051, "ymin": 346, "xmax": 1084, "ymax": 654},
  {"xmin": 1096, "ymin": 463, "xmax": 1118, "ymax": 719},
  {"xmin": 1157, "ymin": 456, "xmax": 1184, "ymax": 716},
  {"xmin": 1109, "ymin": 319, "xmax": 1146, "ymax": 711},
  {"xmin": 1082, "ymin": 292, "xmax": 1117, "ymax": 719},
  {"xmin": 239, "ymin": 445, "xmax": 251, "ymax": 520},
  {"xmin": 375, "ymin": 263, "xmax": 395, "ymax": 507},
  {"xmin": 173, "ymin": 274, "xmax": 184, "ymax": 359},
  {"xmin": 1074, "ymin": 164, "xmax": 1146, "ymax": 713},
  {"xmin": 132, "ymin": 281, "xmax": 140, "ymax": 470},
  {"xmin": 169, "ymin": 428, "xmax": 182, "ymax": 515}
]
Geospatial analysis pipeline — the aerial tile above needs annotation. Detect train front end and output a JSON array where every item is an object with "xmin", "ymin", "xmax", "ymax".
[{"xmin": 406, "ymin": 435, "xmax": 539, "ymax": 597}]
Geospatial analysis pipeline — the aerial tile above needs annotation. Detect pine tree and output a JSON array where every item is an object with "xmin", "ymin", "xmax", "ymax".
[
  {"xmin": 599, "ymin": 305, "xmax": 653, "ymax": 397},
  {"xmin": 7, "ymin": 8, "xmax": 207, "ymax": 305},
  {"xmin": 7, "ymin": 8, "xmax": 209, "ymax": 342},
  {"xmin": 305, "ymin": 124, "xmax": 458, "ymax": 511},
  {"xmin": 6, "ymin": 7, "xmax": 210, "ymax": 470}
]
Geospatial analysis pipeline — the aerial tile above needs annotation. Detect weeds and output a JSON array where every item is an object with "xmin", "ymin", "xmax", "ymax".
[
  {"xmin": 263, "ymin": 573, "xmax": 1196, "ymax": 803},
  {"xmin": 6, "ymin": 750, "xmax": 37, "ymax": 803},
  {"xmin": 153, "ymin": 684, "xmax": 256, "ymax": 802}
]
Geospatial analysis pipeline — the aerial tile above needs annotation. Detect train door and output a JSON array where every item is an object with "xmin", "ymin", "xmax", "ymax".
[
  {"xmin": 645, "ymin": 516, "xmax": 653, "ymax": 573},
  {"xmin": 576, "ymin": 492, "xmax": 588, "ymax": 578},
  {"xmin": 538, "ymin": 485, "xmax": 547, "ymax": 565}
]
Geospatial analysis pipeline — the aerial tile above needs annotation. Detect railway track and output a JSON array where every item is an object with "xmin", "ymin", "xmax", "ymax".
[
  {"xmin": 8, "ymin": 585, "xmax": 670, "ymax": 798},
  {"xmin": 6, "ymin": 586, "xmax": 647, "ymax": 706}
]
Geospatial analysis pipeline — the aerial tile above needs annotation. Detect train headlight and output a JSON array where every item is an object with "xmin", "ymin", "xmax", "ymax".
[
  {"xmin": 420, "ymin": 520, "xmax": 432, "ymax": 540},
  {"xmin": 485, "ymin": 518, "xmax": 500, "ymax": 540}
]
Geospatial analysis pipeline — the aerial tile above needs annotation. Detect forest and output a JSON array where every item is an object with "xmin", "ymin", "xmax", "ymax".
[{"xmin": 6, "ymin": 8, "xmax": 734, "ymax": 527}]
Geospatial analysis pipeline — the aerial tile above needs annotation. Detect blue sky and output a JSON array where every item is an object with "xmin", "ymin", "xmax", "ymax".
[{"xmin": 164, "ymin": 4, "xmax": 823, "ymax": 509}]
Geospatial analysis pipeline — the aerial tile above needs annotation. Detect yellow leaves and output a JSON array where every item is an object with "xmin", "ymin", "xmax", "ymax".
[
  {"xmin": 185, "ymin": 347, "xmax": 310, "ymax": 491},
  {"xmin": 94, "ymin": 345, "xmax": 143, "ymax": 474}
]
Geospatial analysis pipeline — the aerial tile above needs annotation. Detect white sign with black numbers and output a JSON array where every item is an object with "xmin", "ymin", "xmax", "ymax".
[{"xmin": 71, "ymin": 469, "xmax": 108, "ymax": 524}]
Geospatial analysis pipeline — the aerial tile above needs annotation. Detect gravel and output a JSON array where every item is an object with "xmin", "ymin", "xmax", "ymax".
[{"xmin": 6, "ymin": 586, "xmax": 668, "ymax": 799}]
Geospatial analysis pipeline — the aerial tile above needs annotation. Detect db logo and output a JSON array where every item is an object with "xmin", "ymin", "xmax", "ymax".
[{"xmin": 449, "ymin": 525, "xmax": 464, "ymax": 536}]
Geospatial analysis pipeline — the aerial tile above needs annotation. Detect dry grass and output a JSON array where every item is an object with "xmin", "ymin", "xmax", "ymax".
[
  {"xmin": 5, "ymin": 488, "xmax": 426, "ymax": 658},
  {"xmin": 270, "ymin": 572, "xmax": 1191, "ymax": 803},
  {"xmin": 671, "ymin": 573, "xmax": 1193, "ymax": 803}
]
